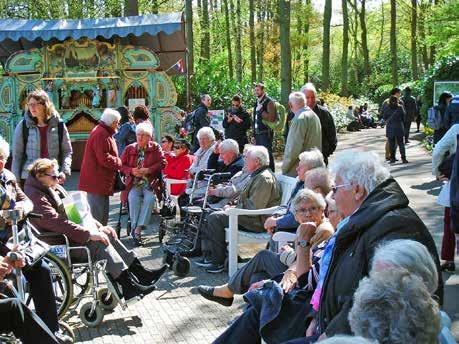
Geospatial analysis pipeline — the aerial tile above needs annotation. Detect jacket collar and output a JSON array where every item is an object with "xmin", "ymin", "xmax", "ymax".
[
  {"xmin": 99, "ymin": 122, "xmax": 116, "ymax": 136},
  {"xmin": 250, "ymin": 165, "xmax": 270, "ymax": 177},
  {"xmin": 25, "ymin": 111, "xmax": 59, "ymax": 128}
]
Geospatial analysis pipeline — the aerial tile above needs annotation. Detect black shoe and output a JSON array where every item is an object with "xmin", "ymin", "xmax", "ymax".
[
  {"xmin": 402, "ymin": 158, "xmax": 409, "ymax": 164},
  {"xmin": 405, "ymin": 140, "xmax": 410, "ymax": 144},
  {"xmin": 129, "ymin": 258, "xmax": 168, "ymax": 286},
  {"xmin": 197, "ymin": 286, "xmax": 233, "ymax": 307},
  {"xmin": 195, "ymin": 257, "xmax": 213, "ymax": 268},
  {"xmin": 441, "ymin": 262, "xmax": 455, "ymax": 272},
  {"xmin": 113, "ymin": 270, "xmax": 145, "ymax": 302},
  {"xmin": 205, "ymin": 264, "xmax": 225, "ymax": 274},
  {"xmin": 390, "ymin": 159, "xmax": 396, "ymax": 164},
  {"xmin": 131, "ymin": 231, "xmax": 143, "ymax": 247}
]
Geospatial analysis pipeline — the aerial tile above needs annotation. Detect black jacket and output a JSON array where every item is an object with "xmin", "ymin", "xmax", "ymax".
[
  {"xmin": 318, "ymin": 178, "xmax": 443, "ymax": 336},
  {"xmin": 383, "ymin": 105, "xmax": 405, "ymax": 138},
  {"xmin": 313, "ymin": 105, "xmax": 337, "ymax": 158},
  {"xmin": 207, "ymin": 153, "xmax": 244, "ymax": 177},
  {"xmin": 222, "ymin": 107, "xmax": 251, "ymax": 147},
  {"xmin": 401, "ymin": 94, "xmax": 417, "ymax": 122}
]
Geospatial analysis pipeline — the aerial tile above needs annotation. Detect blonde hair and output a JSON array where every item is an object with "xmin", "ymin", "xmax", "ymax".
[
  {"xmin": 27, "ymin": 90, "xmax": 59, "ymax": 120},
  {"xmin": 27, "ymin": 158, "xmax": 58, "ymax": 177}
]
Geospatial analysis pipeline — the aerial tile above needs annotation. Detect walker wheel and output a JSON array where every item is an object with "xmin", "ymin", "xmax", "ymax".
[
  {"xmin": 172, "ymin": 256, "xmax": 190, "ymax": 277},
  {"xmin": 97, "ymin": 288, "xmax": 118, "ymax": 311},
  {"xmin": 79, "ymin": 302, "xmax": 104, "ymax": 327}
]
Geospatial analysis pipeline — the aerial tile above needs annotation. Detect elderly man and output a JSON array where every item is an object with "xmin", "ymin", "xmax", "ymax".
[
  {"xmin": 295, "ymin": 149, "xmax": 442, "ymax": 342},
  {"xmin": 207, "ymin": 138, "xmax": 244, "ymax": 175},
  {"xmin": 192, "ymin": 94, "xmax": 213, "ymax": 152},
  {"xmin": 79, "ymin": 108, "xmax": 122, "ymax": 225},
  {"xmin": 301, "ymin": 83, "xmax": 337, "ymax": 165},
  {"xmin": 265, "ymin": 148, "xmax": 325, "ymax": 234},
  {"xmin": 282, "ymin": 92, "xmax": 322, "ymax": 177},
  {"xmin": 198, "ymin": 146, "xmax": 280, "ymax": 273}
]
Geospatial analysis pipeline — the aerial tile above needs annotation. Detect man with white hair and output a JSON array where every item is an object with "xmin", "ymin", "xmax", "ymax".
[
  {"xmin": 198, "ymin": 145, "xmax": 281, "ymax": 273},
  {"xmin": 207, "ymin": 138, "xmax": 244, "ymax": 176},
  {"xmin": 301, "ymin": 83, "xmax": 337, "ymax": 165},
  {"xmin": 282, "ymin": 91, "xmax": 322, "ymax": 177},
  {"xmin": 79, "ymin": 108, "xmax": 122, "ymax": 225}
]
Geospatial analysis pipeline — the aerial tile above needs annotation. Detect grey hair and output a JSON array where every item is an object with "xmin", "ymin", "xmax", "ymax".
[
  {"xmin": 0, "ymin": 137, "xmax": 9, "ymax": 161},
  {"xmin": 288, "ymin": 91, "xmax": 306, "ymax": 107},
  {"xmin": 291, "ymin": 188, "xmax": 326, "ymax": 215},
  {"xmin": 135, "ymin": 122, "xmax": 153, "ymax": 137},
  {"xmin": 320, "ymin": 336, "xmax": 377, "ymax": 344},
  {"xmin": 100, "ymin": 108, "xmax": 121, "ymax": 126},
  {"xmin": 196, "ymin": 126, "xmax": 216, "ymax": 141},
  {"xmin": 304, "ymin": 167, "xmax": 332, "ymax": 196},
  {"xmin": 219, "ymin": 139, "xmax": 240, "ymax": 155},
  {"xmin": 300, "ymin": 82, "xmax": 318, "ymax": 96},
  {"xmin": 329, "ymin": 149, "xmax": 390, "ymax": 195},
  {"xmin": 371, "ymin": 239, "xmax": 438, "ymax": 294},
  {"xmin": 247, "ymin": 145, "xmax": 269, "ymax": 167},
  {"xmin": 298, "ymin": 148, "xmax": 325, "ymax": 170},
  {"xmin": 349, "ymin": 268, "xmax": 441, "ymax": 344}
]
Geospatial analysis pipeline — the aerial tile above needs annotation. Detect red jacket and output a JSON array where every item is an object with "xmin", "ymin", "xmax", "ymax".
[
  {"xmin": 120, "ymin": 141, "xmax": 166, "ymax": 203},
  {"xmin": 79, "ymin": 123, "xmax": 122, "ymax": 196},
  {"xmin": 163, "ymin": 152, "xmax": 193, "ymax": 195}
]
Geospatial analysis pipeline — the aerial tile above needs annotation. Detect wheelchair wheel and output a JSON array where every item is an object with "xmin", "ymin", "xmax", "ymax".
[
  {"xmin": 162, "ymin": 250, "xmax": 174, "ymax": 267},
  {"xmin": 172, "ymin": 256, "xmax": 190, "ymax": 277},
  {"xmin": 58, "ymin": 321, "xmax": 75, "ymax": 342},
  {"xmin": 97, "ymin": 288, "xmax": 118, "ymax": 311},
  {"xmin": 30, "ymin": 253, "xmax": 73, "ymax": 319},
  {"xmin": 79, "ymin": 302, "xmax": 104, "ymax": 327},
  {"xmin": 72, "ymin": 267, "xmax": 91, "ymax": 303}
]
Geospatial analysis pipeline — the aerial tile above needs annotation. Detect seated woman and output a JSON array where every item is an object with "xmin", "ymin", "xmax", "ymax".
[
  {"xmin": 210, "ymin": 190, "xmax": 340, "ymax": 343},
  {"xmin": 160, "ymin": 134, "xmax": 175, "ymax": 160},
  {"xmin": 198, "ymin": 190, "xmax": 337, "ymax": 306},
  {"xmin": 163, "ymin": 138, "xmax": 193, "ymax": 196},
  {"xmin": 121, "ymin": 122, "xmax": 166, "ymax": 246},
  {"xmin": 24, "ymin": 159, "xmax": 168, "ymax": 303}
]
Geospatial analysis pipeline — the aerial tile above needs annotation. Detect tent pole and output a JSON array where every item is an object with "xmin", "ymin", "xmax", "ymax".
[{"xmin": 186, "ymin": 49, "xmax": 191, "ymax": 112}]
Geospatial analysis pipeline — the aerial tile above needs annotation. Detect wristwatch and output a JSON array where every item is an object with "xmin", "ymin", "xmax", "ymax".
[{"xmin": 298, "ymin": 240, "xmax": 310, "ymax": 248}]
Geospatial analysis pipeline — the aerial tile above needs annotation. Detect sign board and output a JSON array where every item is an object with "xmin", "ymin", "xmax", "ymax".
[
  {"xmin": 128, "ymin": 98, "xmax": 146, "ymax": 111},
  {"xmin": 209, "ymin": 109, "xmax": 225, "ymax": 132},
  {"xmin": 434, "ymin": 81, "xmax": 459, "ymax": 103}
]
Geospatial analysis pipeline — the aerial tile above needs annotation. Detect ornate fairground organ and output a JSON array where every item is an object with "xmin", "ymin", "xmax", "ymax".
[{"xmin": 0, "ymin": 13, "xmax": 186, "ymax": 169}]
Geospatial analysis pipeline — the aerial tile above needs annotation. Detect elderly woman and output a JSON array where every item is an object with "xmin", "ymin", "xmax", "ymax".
[
  {"xmin": 163, "ymin": 138, "xmax": 193, "ymax": 196},
  {"xmin": 12, "ymin": 89, "xmax": 72, "ymax": 186},
  {"xmin": 198, "ymin": 145, "xmax": 280, "ymax": 273},
  {"xmin": 264, "ymin": 148, "xmax": 325, "ymax": 234},
  {"xmin": 298, "ymin": 149, "xmax": 441, "ymax": 342},
  {"xmin": 121, "ymin": 122, "xmax": 166, "ymax": 246},
  {"xmin": 198, "ymin": 189, "xmax": 335, "ymax": 306},
  {"xmin": 303, "ymin": 167, "xmax": 332, "ymax": 196},
  {"xmin": 79, "ymin": 108, "xmax": 122, "ymax": 225},
  {"xmin": 210, "ymin": 190, "xmax": 337, "ymax": 343},
  {"xmin": 25, "ymin": 159, "xmax": 168, "ymax": 303}
]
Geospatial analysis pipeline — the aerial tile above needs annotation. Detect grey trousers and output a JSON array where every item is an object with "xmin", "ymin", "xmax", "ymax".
[
  {"xmin": 87, "ymin": 193, "xmax": 110, "ymax": 226},
  {"xmin": 128, "ymin": 186, "xmax": 156, "ymax": 230},
  {"xmin": 71, "ymin": 234, "xmax": 136, "ymax": 279},
  {"xmin": 201, "ymin": 210, "xmax": 229, "ymax": 265},
  {"xmin": 227, "ymin": 249, "xmax": 288, "ymax": 294}
]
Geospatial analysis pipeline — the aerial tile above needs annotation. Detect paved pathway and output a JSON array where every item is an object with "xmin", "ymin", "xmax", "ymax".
[{"xmin": 66, "ymin": 124, "xmax": 459, "ymax": 343}]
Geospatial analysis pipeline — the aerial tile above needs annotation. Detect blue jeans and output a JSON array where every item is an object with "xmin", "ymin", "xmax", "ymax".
[{"xmin": 128, "ymin": 185, "xmax": 156, "ymax": 231}]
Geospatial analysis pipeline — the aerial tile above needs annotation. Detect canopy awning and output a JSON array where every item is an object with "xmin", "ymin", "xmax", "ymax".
[{"xmin": 0, "ymin": 12, "xmax": 186, "ymax": 73}]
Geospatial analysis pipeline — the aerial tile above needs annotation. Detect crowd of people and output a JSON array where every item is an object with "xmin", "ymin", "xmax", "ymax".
[{"xmin": 0, "ymin": 80, "xmax": 456, "ymax": 344}]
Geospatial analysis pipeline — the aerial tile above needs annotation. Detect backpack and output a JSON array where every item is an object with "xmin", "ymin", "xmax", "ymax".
[
  {"xmin": 427, "ymin": 107, "xmax": 443, "ymax": 130},
  {"xmin": 21, "ymin": 120, "xmax": 64, "ymax": 173},
  {"xmin": 184, "ymin": 110, "xmax": 196, "ymax": 134},
  {"xmin": 262, "ymin": 101, "xmax": 286, "ymax": 132}
]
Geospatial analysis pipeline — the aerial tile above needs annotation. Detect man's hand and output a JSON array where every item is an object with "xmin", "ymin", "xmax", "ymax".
[
  {"xmin": 317, "ymin": 333, "xmax": 328, "ymax": 341},
  {"xmin": 4, "ymin": 245, "xmax": 26, "ymax": 269},
  {"xmin": 233, "ymin": 116, "xmax": 243, "ymax": 124},
  {"xmin": 264, "ymin": 216, "xmax": 277, "ymax": 231},
  {"xmin": 279, "ymin": 244, "xmax": 294, "ymax": 254},
  {"xmin": 89, "ymin": 232, "xmax": 110, "ymax": 246},
  {"xmin": 306, "ymin": 318, "xmax": 317, "ymax": 337},
  {"xmin": 0, "ymin": 262, "xmax": 12, "ymax": 281},
  {"xmin": 280, "ymin": 270, "xmax": 297, "ymax": 293},
  {"xmin": 248, "ymin": 280, "xmax": 265, "ymax": 291},
  {"xmin": 437, "ymin": 174, "xmax": 449, "ymax": 182},
  {"xmin": 100, "ymin": 226, "xmax": 117, "ymax": 239},
  {"xmin": 207, "ymin": 187, "xmax": 216, "ymax": 196},
  {"xmin": 214, "ymin": 141, "xmax": 221, "ymax": 155}
]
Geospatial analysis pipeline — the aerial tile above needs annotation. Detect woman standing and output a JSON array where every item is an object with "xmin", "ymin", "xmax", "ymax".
[
  {"xmin": 433, "ymin": 92, "xmax": 453, "ymax": 144},
  {"xmin": 383, "ymin": 95, "xmax": 408, "ymax": 164},
  {"xmin": 121, "ymin": 123, "xmax": 166, "ymax": 246},
  {"xmin": 12, "ymin": 90, "xmax": 72, "ymax": 185},
  {"xmin": 114, "ymin": 106, "xmax": 136, "ymax": 156}
]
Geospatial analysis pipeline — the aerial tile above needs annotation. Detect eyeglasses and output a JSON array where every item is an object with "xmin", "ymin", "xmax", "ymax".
[
  {"xmin": 295, "ymin": 206, "xmax": 318, "ymax": 215},
  {"xmin": 161, "ymin": 139, "xmax": 170, "ymax": 144},
  {"xmin": 44, "ymin": 173, "xmax": 60, "ymax": 180},
  {"xmin": 173, "ymin": 145, "xmax": 183, "ymax": 149},
  {"xmin": 332, "ymin": 183, "xmax": 352, "ymax": 194},
  {"xmin": 27, "ymin": 102, "xmax": 43, "ymax": 108}
]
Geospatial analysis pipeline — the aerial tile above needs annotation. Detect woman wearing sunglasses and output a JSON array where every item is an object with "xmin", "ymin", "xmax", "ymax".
[{"xmin": 163, "ymin": 138, "xmax": 193, "ymax": 196}]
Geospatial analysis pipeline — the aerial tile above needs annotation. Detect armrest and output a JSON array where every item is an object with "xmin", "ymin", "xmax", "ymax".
[
  {"xmin": 165, "ymin": 178, "xmax": 188, "ymax": 185},
  {"xmin": 272, "ymin": 231, "xmax": 297, "ymax": 243},
  {"xmin": 225, "ymin": 206, "xmax": 279, "ymax": 217}
]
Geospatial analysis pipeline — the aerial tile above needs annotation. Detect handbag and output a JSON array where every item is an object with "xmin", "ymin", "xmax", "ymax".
[
  {"xmin": 160, "ymin": 195, "xmax": 177, "ymax": 218},
  {"xmin": 113, "ymin": 172, "xmax": 126, "ymax": 193},
  {"xmin": 22, "ymin": 237, "xmax": 50, "ymax": 268}
]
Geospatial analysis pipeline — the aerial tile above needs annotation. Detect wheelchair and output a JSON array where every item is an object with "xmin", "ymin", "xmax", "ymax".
[{"xmin": 160, "ymin": 169, "xmax": 232, "ymax": 277}]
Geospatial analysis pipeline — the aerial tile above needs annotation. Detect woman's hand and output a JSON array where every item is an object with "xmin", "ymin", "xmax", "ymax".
[
  {"xmin": 306, "ymin": 318, "xmax": 317, "ymax": 337},
  {"xmin": 297, "ymin": 222, "xmax": 317, "ymax": 245},
  {"xmin": 264, "ymin": 216, "xmax": 277, "ymax": 231},
  {"xmin": 100, "ymin": 226, "xmax": 117, "ymax": 239},
  {"xmin": 248, "ymin": 280, "xmax": 265, "ymax": 291},
  {"xmin": 89, "ymin": 232, "xmax": 110, "ymax": 246},
  {"xmin": 280, "ymin": 270, "xmax": 297, "ymax": 293},
  {"xmin": 437, "ymin": 174, "xmax": 449, "ymax": 182},
  {"xmin": 138, "ymin": 167, "xmax": 150, "ymax": 176},
  {"xmin": 279, "ymin": 244, "xmax": 294, "ymax": 254},
  {"xmin": 132, "ymin": 168, "xmax": 141, "ymax": 177}
]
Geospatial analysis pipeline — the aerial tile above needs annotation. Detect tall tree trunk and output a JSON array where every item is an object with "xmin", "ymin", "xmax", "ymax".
[
  {"xmin": 352, "ymin": 0, "xmax": 359, "ymax": 83},
  {"xmin": 376, "ymin": 0, "xmax": 384, "ymax": 59},
  {"xmin": 410, "ymin": 0, "xmax": 418, "ymax": 80},
  {"xmin": 322, "ymin": 0, "xmax": 332, "ymax": 90},
  {"xmin": 303, "ymin": 0, "xmax": 311, "ymax": 83},
  {"xmin": 201, "ymin": 0, "xmax": 211, "ymax": 60},
  {"xmin": 185, "ymin": 0, "xmax": 194, "ymax": 75},
  {"xmin": 359, "ymin": 0, "xmax": 370, "ymax": 76},
  {"xmin": 124, "ymin": 0, "xmax": 138, "ymax": 16},
  {"xmin": 418, "ymin": 1, "xmax": 429, "ymax": 70},
  {"xmin": 257, "ymin": 2, "xmax": 265, "ymax": 81},
  {"xmin": 223, "ymin": 0, "xmax": 233, "ymax": 79},
  {"xmin": 279, "ymin": 0, "xmax": 291, "ymax": 106},
  {"xmin": 341, "ymin": 0, "xmax": 349, "ymax": 95},
  {"xmin": 390, "ymin": 0, "xmax": 398, "ymax": 86},
  {"xmin": 249, "ymin": 0, "xmax": 257, "ymax": 83},
  {"xmin": 152, "ymin": 0, "xmax": 159, "ymax": 14},
  {"xmin": 235, "ymin": 0, "xmax": 242, "ymax": 83}
]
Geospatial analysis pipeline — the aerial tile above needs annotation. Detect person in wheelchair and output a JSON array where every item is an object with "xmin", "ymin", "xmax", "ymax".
[
  {"xmin": 0, "ymin": 257, "xmax": 64, "ymax": 344},
  {"xmin": 120, "ymin": 122, "xmax": 166, "ymax": 246},
  {"xmin": 0, "ymin": 138, "xmax": 72, "ymax": 343},
  {"xmin": 24, "ymin": 159, "xmax": 168, "ymax": 303}
]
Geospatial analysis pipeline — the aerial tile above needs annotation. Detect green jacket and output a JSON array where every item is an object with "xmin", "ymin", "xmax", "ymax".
[
  {"xmin": 282, "ymin": 107, "xmax": 322, "ymax": 177},
  {"xmin": 237, "ymin": 167, "xmax": 281, "ymax": 232}
]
